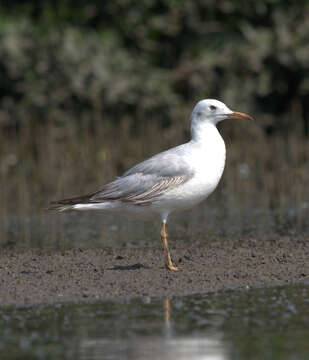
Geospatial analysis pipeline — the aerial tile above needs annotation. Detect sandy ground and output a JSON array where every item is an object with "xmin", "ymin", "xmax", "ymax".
[{"xmin": 0, "ymin": 235, "xmax": 308, "ymax": 307}]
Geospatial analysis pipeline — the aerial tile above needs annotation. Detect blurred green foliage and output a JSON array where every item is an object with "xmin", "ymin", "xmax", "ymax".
[{"xmin": 0, "ymin": 0, "xmax": 308, "ymax": 136}]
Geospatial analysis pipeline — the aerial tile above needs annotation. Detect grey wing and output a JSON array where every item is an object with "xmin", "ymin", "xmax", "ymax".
[
  {"xmin": 90, "ymin": 145, "xmax": 193, "ymax": 205},
  {"xmin": 50, "ymin": 145, "xmax": 193, "ymax": 207},
  {"xmin": 90, "ymin": 173, "xmax": 189, "ymax": 205}
]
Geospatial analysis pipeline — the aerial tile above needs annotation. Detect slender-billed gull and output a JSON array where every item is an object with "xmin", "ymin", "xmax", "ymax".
[{"xmin": 49, "ymin": 99, "xmax": 253, "ymax": 270}]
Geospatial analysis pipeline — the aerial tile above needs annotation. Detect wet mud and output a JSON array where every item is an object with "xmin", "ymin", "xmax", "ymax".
[{"xmin": 0, "ymin": 235, "xmax": 308, "ymax": 307}]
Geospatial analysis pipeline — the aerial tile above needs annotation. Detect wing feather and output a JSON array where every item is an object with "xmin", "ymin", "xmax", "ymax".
[
  {"xmin": 90, "ymin": 173, "xmax": 190, "ymax": 205},
  {"xmin": 49, "ymin": 143, "xmax": 194, "ymax": 209}
]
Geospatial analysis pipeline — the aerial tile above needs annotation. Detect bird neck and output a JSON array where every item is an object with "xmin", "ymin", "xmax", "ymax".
[{"xmin": 190, "ymin": 121, "xmax": 222, "ymax": 144}]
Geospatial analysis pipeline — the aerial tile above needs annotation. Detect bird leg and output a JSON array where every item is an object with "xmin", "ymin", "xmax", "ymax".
[{"xmin": 160, "ymin": 222, "xmax": 178, "ymax": 271}]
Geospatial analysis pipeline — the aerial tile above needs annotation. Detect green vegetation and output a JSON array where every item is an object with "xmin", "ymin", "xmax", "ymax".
[{"xmin": 0, "ymin": 1, "xmax": 308, "ymax": 135}]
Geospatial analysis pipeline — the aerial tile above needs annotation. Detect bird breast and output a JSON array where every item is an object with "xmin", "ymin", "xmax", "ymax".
[
  {"xmin": 186, "ymin": 137, "xmax": 226, "ymax": 201},
  {"xmin": 160, "ymin": 133, "xmax": 226, "ymax": 210}
]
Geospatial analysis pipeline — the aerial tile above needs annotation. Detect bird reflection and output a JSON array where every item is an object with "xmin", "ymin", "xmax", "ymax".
[
  {"xmin": 163, "ymin": 296, "xmax": 173, "ymax": 337},
  {"xmin": 164, "ymin": 296, "xmax": 171, "ymax": 323},
  {"xmin": 79, "ymin": 296, "xmax": 228, "ymax": 360}
]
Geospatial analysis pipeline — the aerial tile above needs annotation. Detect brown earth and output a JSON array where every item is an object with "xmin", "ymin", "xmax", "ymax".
[{"xmin": 0, "ymin": 235, "xmax": 308, "ymax": 307}]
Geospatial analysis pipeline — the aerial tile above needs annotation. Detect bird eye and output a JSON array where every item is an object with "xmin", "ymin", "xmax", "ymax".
[{"xmin": 210, "ymin": 105, "xmax": 217, "ymax": 111}]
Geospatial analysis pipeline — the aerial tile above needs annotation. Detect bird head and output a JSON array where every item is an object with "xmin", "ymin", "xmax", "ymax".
[{"xmin": 191, "ymin": 99, "xmax": 254, "ymax": 126}]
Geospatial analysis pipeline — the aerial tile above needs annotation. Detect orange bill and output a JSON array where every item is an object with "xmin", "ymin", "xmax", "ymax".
[{"xmin": 227, "ymin": 112, "xmax": 254, "ymax": 121}]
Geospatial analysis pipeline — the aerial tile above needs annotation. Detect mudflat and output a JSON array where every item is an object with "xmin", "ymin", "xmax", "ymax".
[{"xmin": 0, "ymin": 235, "xmax": 308, "ymax": 307}]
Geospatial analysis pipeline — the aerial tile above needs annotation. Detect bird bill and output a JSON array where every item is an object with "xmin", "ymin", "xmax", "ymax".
[{"xmin": 227, "ymin": 112, "xmax": 254, "ymax": 121}]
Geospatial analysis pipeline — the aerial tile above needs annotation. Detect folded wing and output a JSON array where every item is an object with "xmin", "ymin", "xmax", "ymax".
[{"xmin": 49, "ymin": 145, "xmax": 194, "ymax": 209}]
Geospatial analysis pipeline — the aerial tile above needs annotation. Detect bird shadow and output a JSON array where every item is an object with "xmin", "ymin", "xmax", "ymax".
[{"xmin": 107, "ymin": 263, "xmax": 149, "ymax": 271}]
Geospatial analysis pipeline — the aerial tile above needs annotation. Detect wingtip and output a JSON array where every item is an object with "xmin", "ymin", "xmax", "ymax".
[{"xmin": 46, "ymin": 202, "xmax": 73, "ymax": 212}]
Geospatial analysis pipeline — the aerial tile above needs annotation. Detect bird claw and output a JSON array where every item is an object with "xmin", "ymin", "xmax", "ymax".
[{"xmin": 166, "ymin": 263, "xmax": 179, "ymax": 271}]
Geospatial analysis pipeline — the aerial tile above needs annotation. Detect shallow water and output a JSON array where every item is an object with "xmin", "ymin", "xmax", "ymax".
[{"xmin": 1, "ymin": 284, "xmax": 309, "ymax": 359}]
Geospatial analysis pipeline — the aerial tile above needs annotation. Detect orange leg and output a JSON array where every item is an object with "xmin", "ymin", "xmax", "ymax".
[{"xmin": 160, "ymin": 222, "xmax": 178, "ymax": 271}]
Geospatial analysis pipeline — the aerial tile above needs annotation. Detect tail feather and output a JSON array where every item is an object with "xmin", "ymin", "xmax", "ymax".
[
  {"xmin": 47, "ymin": 194, "xmax": 93, "ymax": 212},
  {"xmin": 47, "ymin": 202, "xmax": 74, "ymax": 212}
]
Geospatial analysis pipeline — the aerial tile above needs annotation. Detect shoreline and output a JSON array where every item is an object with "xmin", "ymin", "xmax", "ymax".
[{"xmin": 0, "ymin": 235, "xmax": 308, "ymax": 307}]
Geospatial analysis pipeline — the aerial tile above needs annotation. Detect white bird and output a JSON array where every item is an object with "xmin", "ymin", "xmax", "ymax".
[{"xmin": 49, "ymin": 99, "xmax": 253, "ymax": 271}]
